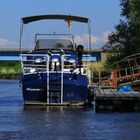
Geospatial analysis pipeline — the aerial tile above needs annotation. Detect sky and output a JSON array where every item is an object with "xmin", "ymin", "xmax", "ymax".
[{"xmin": 0, "ymin": 0, "xmax": 121, "ymax": 49}]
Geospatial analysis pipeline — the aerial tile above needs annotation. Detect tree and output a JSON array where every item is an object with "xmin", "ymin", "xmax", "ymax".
[
  {"xmin": 103, "ymin": 0, "xmax": 140, "ymax": 67},
  {"xmin": 121, "ymin": 0, "xmax": 140, "ymax": 23}
]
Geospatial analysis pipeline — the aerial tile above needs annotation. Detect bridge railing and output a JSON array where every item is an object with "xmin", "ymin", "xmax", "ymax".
[{"xmin": 0, "ymin": 48, "xmax": 30, "ymax": 52}]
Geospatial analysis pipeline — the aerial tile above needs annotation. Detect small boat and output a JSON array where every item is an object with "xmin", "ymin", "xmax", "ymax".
[
  {"xmin": 19, "ymin": 14, "xmax": 93, "ymax": 106},
  {"xmin": 100, "ymin": 53, "xmax": 140, "ymax": 87}
]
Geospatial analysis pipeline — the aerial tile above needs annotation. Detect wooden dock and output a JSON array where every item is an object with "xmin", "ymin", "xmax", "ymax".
[{"xmin": 95, "ymin": 86, "xmax": 140, "ymax": 112}]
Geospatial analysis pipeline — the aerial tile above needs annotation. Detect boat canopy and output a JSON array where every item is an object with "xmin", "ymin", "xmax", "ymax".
[{"xmin": 22, "ymin": 14, "xmax": 89, "ymax": 24}]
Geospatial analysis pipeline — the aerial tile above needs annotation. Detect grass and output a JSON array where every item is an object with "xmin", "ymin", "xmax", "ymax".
[
  {"xmin": 0, "ymin": 61, "xmax": 111, "ymax": 80},
  {"xmin": 90, "ymin": 62, "xmax": 104, "ymax": 72},
  {"xmin": 0, "ymin": 61, "xmax": 20, "ymax": 79},
  {"xmin": 90, "ymin": 62, "xmax": 111, "ymax": 82}
]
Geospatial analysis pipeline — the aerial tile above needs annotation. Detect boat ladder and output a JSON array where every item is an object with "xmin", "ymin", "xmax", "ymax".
[{"xmin": 47, "ymin": 55, "xmax": 64, "ymax": 104}]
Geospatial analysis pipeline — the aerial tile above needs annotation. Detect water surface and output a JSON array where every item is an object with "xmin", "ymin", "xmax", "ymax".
[{"xmin": 0, "ymin": 80, "xmax": 140, "ymax": 140}]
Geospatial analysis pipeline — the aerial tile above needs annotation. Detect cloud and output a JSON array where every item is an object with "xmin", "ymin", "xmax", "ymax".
[
  {"xmin": 102, "ymin": 31, "xmax": 111, "ymax": 44},
  {"xmin": 94, "ymin": 31, "xmax": 111, "ymax": 48},
  {"xmin": 74, "ymin": 34, "xmax": 98, "ymax": 45},
  {"xmin": 74, "ymin": 31, "xmax": 111, "ymax": 49},
  {"xmin": 0, "ymin": 32, "xmax": 111, "ymax": 49},
  {"xmin": 0, "ymin": 38, "xmax": 18, "ymax": 47}
]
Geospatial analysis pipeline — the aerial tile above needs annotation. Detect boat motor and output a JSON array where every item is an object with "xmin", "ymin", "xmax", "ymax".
[{"xmin": 76, "ymin": 45, "xmax": 84, "ymax": 74}]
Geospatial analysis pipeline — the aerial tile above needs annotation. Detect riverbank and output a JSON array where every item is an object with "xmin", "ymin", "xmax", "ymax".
[
  {"xmin": 0, "ymin": 61, "xmax": 109, "ymax": 80},
  {"xmin": 0, "ymin": 61, "xmax": 20, "ymax": 79}
]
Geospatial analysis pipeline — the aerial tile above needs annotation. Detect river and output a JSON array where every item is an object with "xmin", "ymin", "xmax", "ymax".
[{"xmin": 0, "ymin": 80, "xmax": 140, "ymax": 140}]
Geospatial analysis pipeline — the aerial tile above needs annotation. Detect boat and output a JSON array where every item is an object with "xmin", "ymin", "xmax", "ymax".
[
  {"xmin": 100, "ymin": 53, "xmax": 140, "ymax": 87},
  {"xmin": 19, "ymin": 14, "xmax": 93, "ymax": 106}
]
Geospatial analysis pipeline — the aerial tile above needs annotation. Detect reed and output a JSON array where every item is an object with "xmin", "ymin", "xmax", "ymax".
[
  {"xmin": 0, "ymin": 68, "xmax": 7, "ymax": 74},
  {"xmin": 90, "ymin": 62, "xmax": 104, "ymax": 72},
  {"xmin": 90, "ymin": 62, "xmax": 110, "ymax": 82},
  {"xmin": 0, "ymin": 61, "xmax": 20, "ymax": 79}
]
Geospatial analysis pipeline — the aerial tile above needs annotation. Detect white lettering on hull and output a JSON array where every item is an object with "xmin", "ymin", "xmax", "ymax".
[{"xmin": 26, "ymin": 88, "xmax": 43, "ymax": 91}]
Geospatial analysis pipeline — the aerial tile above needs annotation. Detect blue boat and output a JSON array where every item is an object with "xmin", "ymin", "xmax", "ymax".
[{"xmin": 20, "ymin": 15, "xmax": 93, "ymax": 106}]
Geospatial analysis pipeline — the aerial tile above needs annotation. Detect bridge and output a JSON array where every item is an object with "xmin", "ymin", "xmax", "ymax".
[
  {"xmin": 0, "ymin": 48, "xmax": 29, "ymax": 56},
  {"xmin": 0, "ymin": 48, "xmax": 29, "ymax": 61},
  {"xmin": 0, "ymin": 48, "xmax": 105, "ymax": 61}
]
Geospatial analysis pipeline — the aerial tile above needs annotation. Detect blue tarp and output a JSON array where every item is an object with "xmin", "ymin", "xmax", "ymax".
[{"xmin": 117, "ymin": 85, "xmax": 132, "ymax": 92}]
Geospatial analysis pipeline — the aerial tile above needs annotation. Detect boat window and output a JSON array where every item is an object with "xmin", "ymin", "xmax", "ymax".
[{"xmin": 34, "ymin": 39, "xmax": 74, "ymax": 51}]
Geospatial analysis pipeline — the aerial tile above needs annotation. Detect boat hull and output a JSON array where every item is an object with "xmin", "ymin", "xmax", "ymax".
[{"xmin": 21, "ymin": 72, "xmax": 89, "ymax": 105}]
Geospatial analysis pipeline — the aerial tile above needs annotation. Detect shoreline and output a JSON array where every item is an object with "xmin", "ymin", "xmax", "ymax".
[
  {"xmin": 0, "ymin": 61, "xmax": 20, "ymax": 79},
  {"xmin": 0, "ymin": 73, "xmax": 19, "ymax": 80}
]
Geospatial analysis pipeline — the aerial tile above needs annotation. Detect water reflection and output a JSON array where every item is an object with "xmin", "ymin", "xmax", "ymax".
[{"xmin": 0, "ymin": 80, "xmax": 140, "ymax": 140}]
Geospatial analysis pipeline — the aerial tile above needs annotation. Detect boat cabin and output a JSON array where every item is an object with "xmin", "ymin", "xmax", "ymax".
[{"xmin": 34, "ymin": 39, "xmax": 75, "ymax": 51}]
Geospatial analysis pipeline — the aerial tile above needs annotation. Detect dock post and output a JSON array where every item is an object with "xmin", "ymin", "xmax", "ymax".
[{"xmin": 110, "ymin": 69, "xmax": 117, "ymax": 87}]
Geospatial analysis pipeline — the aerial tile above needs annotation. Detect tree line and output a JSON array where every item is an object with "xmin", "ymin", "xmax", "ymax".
[{"xmin": 102, "ymin": 0, "xmax": 140, "ymax": 67}]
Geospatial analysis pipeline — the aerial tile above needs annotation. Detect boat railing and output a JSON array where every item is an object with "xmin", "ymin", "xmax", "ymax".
[
  {"xmin": 20, "ymin": 53, "xmax": 90, "ymax": 75},
  {"xmin": 20, "ymin": 54, "xmax": 48, "ymax": 74},
  {"xmin": 117, "ymin": 65, "xmax": 140, "ymax": 77}
]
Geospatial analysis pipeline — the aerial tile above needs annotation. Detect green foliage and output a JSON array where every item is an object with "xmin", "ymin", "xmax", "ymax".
[
  {"xmin": 0, "ymin": 61, "xmax": 20, "ymax": 79},
  {"xmin": 121, "ymin": 0, "xmax": 140, "ymax": 24},
  {"xmin": 104, "ymin": 54, "xmax": 121, "ymax": 69},
  {"xmin": 103, "ymin": 0, "xmax": 140, "ymax": 67},
  {"xmin": 90, "ymin": 62, "xmax": 110, "ymax": 81}
]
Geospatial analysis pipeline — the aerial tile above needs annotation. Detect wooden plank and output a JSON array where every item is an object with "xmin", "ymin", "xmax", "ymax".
[
  {"xmin": 96, "ymin": 93, "xmax": 140, "ymax": 99},
  {"xmin": 110, "ymin": 90, "xmax": 117, "ymax": 97},
  {"xmin": 123, "ymin": 93, "xmax": 135, "ymax": 97},
  {"xmin": 133, "ymin": 93, "xmax": 140, "ymax": 97},
  {"xmin": 113, "ymin": 92, "xmax": 125, "ymax": 97},
  {"xmin": 95, "ymin": 87, "xmax": 140, "ymax": 101}
]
